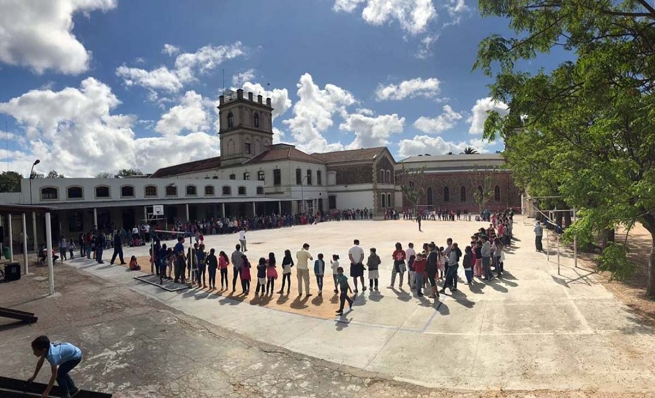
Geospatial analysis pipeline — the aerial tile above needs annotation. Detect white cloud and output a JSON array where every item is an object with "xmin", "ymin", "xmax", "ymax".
[
  {"xmin": 341, "ymin": 113, "xmax": 404, "ymax": 149},
  {"xmin": 162, "ymin": 44, "xmax": 180, "ymax": 56},
  {"xmin": 0, "ymin": 0, "xmax": 117, "ymax": 74},
  {"xmin": 232, "ymin": 69, "xmax": 256, "ymax": 86},
  {"xmin": 283, "ymin": 73, "xmax": 355, "ymax": 153},
  {"xmin": 240, "ymin": 82, "xmax": 292, "ymax": 120},
  {"xmin": 155, "ymin": 91, "xmax": 208, "ymax": 136},
  {"xmin": 413, "ymin": 105, "xmax": 463, "ymax": 134},
  {"xmin": 273, "ymin": 127, "xmax": 285, "ymax": 144},
  {"xmin": 468, "ymin": 97, "xmax": 509, "ymax": 134},
  {"xmin": 0, "ymin": 78, "xmax": 221, "ymax": 176},
  {"xmin": 355, "ymin": 108, "xmax": 375, "ymax": 116},
  {"xmin": 416, "ymin": 34, "xmax": 439, "ymax": 59},
  {"xmin": 375, "ymin": 77, "xmax": 441, "ymax": 101},
  {"xmin": 445, "ymin": 0, "xmax": 469, "ymax": 18},
  {"xmin": 398, "ymin": 135, "xmax": 489, "ymax": 158},
  {"xmin": 116, "ymin": 42, "xmax": 246, "ymax": 94},
  {"xmin": 333, "ymin": 0, "xmax": 436, "ymax": 35}
]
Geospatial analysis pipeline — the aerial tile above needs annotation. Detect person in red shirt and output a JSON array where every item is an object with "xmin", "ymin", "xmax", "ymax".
[
  {"xmin": 390, "ymin": 243, "xmax": 406, "ymax": 288},
  {"xmin": 413, "ymin": 253, "xmax": 427, "ymax": 297}
]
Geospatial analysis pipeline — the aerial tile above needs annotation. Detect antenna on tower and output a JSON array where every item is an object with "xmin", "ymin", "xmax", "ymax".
[{"xmin": 222, "ymin": 69, "xmax": 225, "ymax": 93}]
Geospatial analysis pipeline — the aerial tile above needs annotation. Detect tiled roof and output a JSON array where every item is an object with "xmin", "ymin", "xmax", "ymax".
[
  {"xmin": 150, "ymin": 156, "xmax": 221, "ymax": 178},
  {"xmin": 401, "ymin": 153, "xmax": 504, "ymax": 163},
  {"xmin": 245, "ymin": 144, "xmax": 324, "ymax": 165},
  {"xmin": 310, "ymin": 147, "xmax": 387, "ymax": 164}
]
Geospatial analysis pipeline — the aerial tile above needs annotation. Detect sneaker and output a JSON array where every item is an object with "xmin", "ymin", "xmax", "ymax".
[
  {"xmin": 336, "ymin": 310, "xmax": 344, "ymax": 315},
  {"xmin": 333, "ymin": 289, "xmax": 338, "ymax": 294},
  {"xmin": 375, "ymin": 287, "xmax": 379, "ymax": 291},
  {"xmin": 318, "ymin": 291, "xmax": 322, "ymax": 297},
  {"xmin": 353, "ymin": 289, "xmax": 358, "ymax": 294},
  {"xmin": 70, "ymin": 387, "xmax": 80, "ymax": 397},
  {"xmin": 362, "ymin": 286, "xmax": 367, "ymax": 291},
  {"xmin": 306, "ymin": 293, "xmax": 313, "ymax": 297},
  {"xmin": 452, "ymin": 288, "xmax": 458, "ymax": 292},
  {"xmin": 439, "ymin": 289, "xmax": 446, "ymax": 294}
]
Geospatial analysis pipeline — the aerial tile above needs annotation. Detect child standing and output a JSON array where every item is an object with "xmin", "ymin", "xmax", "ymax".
[
  {"xmin": 207, "ymin": 248, "xmax": 218, "ymax": 289},
  {"xmin": 278, "ymin": 249, "xmax": 294, "ymax": 294},
  {"xmin": 196, "ymin": 244, "xmax": 207, "ymax": 288},
  {"xmin": 29, "ymin": 336, "xmax": 83, "ymax": 398},
  {"xmin": 366, "ymin": 248, "xmax": 381, "ymax": 291},
  {"xmin": 68, "ymin": 239, "xmax": 75, "ymax": 259},
  {"xmin": 218, "ymin": 251, "xmax": 230, "ymax": 290},
  {"xmin": 314, "ymin": 253, "xmax": 325, "ymax": 296},
  {"xmin": 438, "ymin": 247, "xmax": 446, "ymax": 280},
  {"xmin": 406, "ymin": 242, "xmax": 416, "ymax": 289},
  {"xmin": 266, "ymin": 252, "xmax": 278, "ymax": 295},
  {"xmin": 240, "ymin": 255, "xmax": 251, "ymax": 294},
  {"xmin": 463, "ymin": 246, "xmax": 473, "ymax": 285},
  {"xmin": 335, "ymin": 267, "xmax": 353, "ymax": 315},
  {"xmin": 413, "ymin": 253, "xmax": 427, "ymax": 297},
  {"xmin": 255, "ymin": 257, "xmax": 267, "ymax": 296},
  {"xmin": 330, "ymin": 254, "xmax": 340, "ymax": 294},
  {"xmin": 390, "ymin": 242, "xmax": 406, "ymax": 288}
]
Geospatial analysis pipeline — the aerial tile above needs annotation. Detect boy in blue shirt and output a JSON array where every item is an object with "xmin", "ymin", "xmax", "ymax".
[
  {"xmin": 28, "ymin": 335, "xmax": 82, "ymax": 398},
  {"xmin": 336, "ymin": 266, "xmax": 353, "ymax": 315}
]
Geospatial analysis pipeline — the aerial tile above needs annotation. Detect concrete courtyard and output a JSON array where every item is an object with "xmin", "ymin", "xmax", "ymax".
[{"xmin": 53, "ymin": 215, "xmax": 655, "ymax": 394}]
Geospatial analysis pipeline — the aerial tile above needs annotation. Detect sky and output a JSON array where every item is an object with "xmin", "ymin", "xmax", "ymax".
[{"xmin": 0, "ymin": 0, "xmax": 558, "ymax": 177}]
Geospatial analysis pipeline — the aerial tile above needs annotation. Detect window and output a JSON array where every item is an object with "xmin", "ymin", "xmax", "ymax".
[
  {"xmin": 41, "ymin": 187, "xmax": 58, "ymax": 200},
  {"xmin": 145, "ymin": 185, "xmax": 158, "ymax": 197},
  {"xmin": 386, "ymin": 170, "xmax": 391, "ymax": 184},
  {"xmin": 444, "ymin": 186, "xmax": 450, "ymax": 202},
  {"xmin": 427, "ymin": 187, "xmax": 433, "ymax": 207},
  {"xmin": 256, "ymin": 187, "xmax": 264, "ymax": 195},
  {"xmin": 460, "ymin": 186, "xmax": 466, "ymax": 202},
  {"xmin": 68, "ymin": 211, "xmax": 83, "ymax": 233},
  {"xmin": 121, "ymin": 185, "xmax": 134, "ymax": 198},
  {"xmin": 222, "ymin": 186, "xmax": 232, "ymax": 195},
  {"xmin": 67, "ymin": 186, "xmax": 83, "ymax": 199},
  {"xmin": 186, "ymin": 185, "xmax": 197, "ymax": 196},
  {"xmin": 254, "ymin": 113, "xmax": 259, "ymax": 128},
  {"xmin": 380, "ymin": 169, "xmax": 385, "ymax": 183},
  {"xmin": 243, "ymin": 172, "xmax": 251, "ymax": 180},
  {"xmin": 95, "ymin": 186, "xmax": 110, "ymax": 198},
  {"xmin": 212, "ymin": 176, "xmax": 218, "ymax": 179},
  {"xmin": 229, "ymin": 174, "xmax": 236, "ymax": 180},
  {"xmin": 227, "ymin": 112, "xmax": 234, "ymax": 128},
  {"xmin": 257, "ymin": 171, "xmax": 265, "ymax": 181},
  {"xmin": 238, "ymin": 186, "xmax": 246, "ymax": 195},
  {"xmin": 306, "ymin": 169, "xmax": 312, "ymax": 185},
  {"xmin": 387, "ymin": 193, "xmax": 392, "ymax": 208},
  {"xmin": 494, "ymin": 185, "xmax": 501, "ymax": 201},
  {"xmin": 205, "ymin": 186, "xmax": 215, "ymax": 196},
  {"xmin": 389, "ymin": 170, "xmax": 394, "ymax": 184},
  {"xmin": 165, "ymin": 185, "xmax": 177, "ymax": 196},
  {"xmin": 317, "ymin": 170, "xmax": 322, "ymax": 185},
  {"xmin": 381, "ymin": 193, "xmax": 386, "ymax": 208},
  {"xmin": 274, "ymin": 169, "xmax": 281, "ymax": 186},
  {"xmin": 245, "ymin": 142, "xmax": 251, "ymax": 154},
  {"xmin": 296, "ymin": 168, "xmax": 302, "ymax": 184}
]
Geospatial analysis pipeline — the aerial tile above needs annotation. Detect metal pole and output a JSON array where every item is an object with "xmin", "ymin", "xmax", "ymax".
[
  {"xmin": 93, "ymin": 208, "xmax": 98, "ymax": 227},
  {"xmin": 557, "ymin": 234, "xmax": 560, "ymax": 275},
  {"xmin": 573, "ymin": 207, "xmax": 578, "ymax": 268},
  {"xmin": 32, "ymin": 212, "xmax": 38, "ymax": 252},
  {"xmin": 186, "ymin": 204, "xmax": 190, "ymax": 222},
  {"xmin": 8, "ymin": 213, "xmax": 13, "ymax": 262},
  {"xmin": 46, "ymin": 212, "xmax": 54, "ymax": 295},
  {"xmin": 546, "ymin": 226, "xmax": 550, "ymax": 262},
  {"xmin": 22, "ymin": 213, "xmax": 28, "ymax": 274}
]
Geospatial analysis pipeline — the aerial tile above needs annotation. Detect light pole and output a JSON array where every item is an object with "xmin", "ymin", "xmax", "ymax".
[{"xmin": 29, "ymin": 159, "xmax": 40, "ymax": 205}]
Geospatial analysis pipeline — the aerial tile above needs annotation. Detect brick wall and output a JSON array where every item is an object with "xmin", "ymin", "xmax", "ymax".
[
  {"xmin": 375, "ymin": 156, "xmax": 395, "ymax": 183},
  {"xmin": 328, "ymin": 163, "xmax": 374, "ymax": 185}
]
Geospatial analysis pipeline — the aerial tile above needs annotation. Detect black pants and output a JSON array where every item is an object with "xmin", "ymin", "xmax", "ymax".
[
  {"xmin": 110, "ymin": 248, "xmax": 124, "ymax": 264},
  {"xmin": 57, "ymin": 357, "xmax": 81, "ymax": 396},
  {"xmin": 536, "ymin": 235, "xmax": 543, "ymax": 251},
  {"xmin": 196, "ymin": 265, "xmax": 206, "ymax": 285},
  {"xmin": 232, "ymin": 268, "xmax": 241, "ymax": 290},
  {"xmin": 338, "ymin": 292, "xmax": 353, "ymax": 312},
  {"xmin": 256, "ymin": 280, "xmax": 265, "ymax": 294},
  {"xmin": 369, "ymin": 278, "xmax": 378, "ymax": 289},
  {"xmin": 96, "ymin": 247, "xmax": 103, "ymax": 263},
  {"xmin": 241, "ymin": 279, "xmax": 250, "ymax": 292},
  {"xmin": 266, "ymin": 278, "xmax": 275, "ymax": 294},
  {"xmin": 220, "ymin": 268, "xmax": 228, "ymax": 287},
  {"xmin": 281, "ymin": 273, "xmax": 291, "ymax": 291}
]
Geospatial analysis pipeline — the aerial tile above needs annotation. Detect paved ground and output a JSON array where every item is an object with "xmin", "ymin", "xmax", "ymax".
[{"xmin": 2, "ymin": 216, "xmax": 655, "ymax": 396}]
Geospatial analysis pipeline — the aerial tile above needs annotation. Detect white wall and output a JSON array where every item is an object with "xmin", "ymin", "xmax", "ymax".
[{"xmin": 332, "ymin": 191, "xmax": 373, "ymax": 210}]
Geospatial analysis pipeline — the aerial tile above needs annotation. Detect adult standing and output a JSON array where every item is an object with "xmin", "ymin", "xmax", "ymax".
[
  {"xmin": 95, "ymin": 233, "xmax": 105, "ymax": 264},
  {"xmin": 406, "ymin": 242, "xmax": 416, "ymax": 289},
  {"xmin": 534, "ymin": 221, "xmax": 543, "ymax": 252},
  {"xmin": 416, "ymin": 213, "xmax": 422, "ymax": 232},
  {"xmin": 296, "ymin": 243, "xmax": 313, "ymax": 297},
  {"xmin": 442, "ymin": 238, "xmax": 453, "ymax": 281},
  {"xmin": 440, "ymin": 242, "xmax": 461, "ymax": 294},
  {"xmin": 239, "ymin": 227, "xmax": 247, "ymax": 252},
  {"xmin": 481, "ymin": 236, "xmax": 493, "ymax": 280},
  {"xmin": 231, "ymin": 244, "xmax": 244, "ymax": 291},
  {"xmin": 348, "ymin": 239, "xmax": 366, "ymax": 293},
  {"xmin": 173, "ymin": 237, "xmax": 186, "ymax": 284},
  {"xmin": 110, "ymin": 231, "xmax": 126, "ymax": 265}
]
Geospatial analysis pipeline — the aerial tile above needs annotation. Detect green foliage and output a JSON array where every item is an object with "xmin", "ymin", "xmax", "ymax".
[
  {"xmin": 400, "ymin": 165, "xmax": 427, "ymax": 211},
  {"xmin": 471, "ymin": 167, "xmax": 496, "ymax": 213},
  {"xmin": 0, "ymin": 171, "xmax": 22, "ymax": 192},
  {"xmin": 462, "ymin": 147, "xmax": 479, "ymax": 154},
  {"xmin": 95, "ymin": 172, "xmax": 114, "ymax": 178},
  {"xmin": 46, "ymin": 170, "xmax": 64, "ymax": 178},
  {"xmin": 597, "ymin": 242, "xmax": 638, "ymax": 281},
  {"xmin": 475, "ymin": 0, "xmax": 655, "ymax": 293},
  {"xmin": 115, "ymin": 168, "xmax": 142, "ymax": 178}
]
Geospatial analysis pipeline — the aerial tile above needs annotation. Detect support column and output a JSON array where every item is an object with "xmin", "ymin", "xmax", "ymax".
[
  {"xmin": 22, "ymin": 213, "xmax": 29, "ymax": 274},
  {"xmin": 252, "ymin": 202, "xmax": 256, "ymax": 217},
  {"xmin": 8, "ymin": 213, "xmax": 13, "ymax": 262},
  {"xmin": 221, "ymin": 203, "xmax": 226, "ymax": 218},
  {"xmin": 278, "ymin": 201, "xmax": 282, "ymax": 215},
  {"xmin": 185, "ymin": 204, "xmax": 190, "ymax": 222},
  {"xmin": 32, "ymin": 212, "xmax": 38, "ymax": 253},
  {"xmin": 93, "ymin": 208, "xmax": 98, "ymax": 227},
  {"xmin": 144, "ymin": 206, "xmax": 148, "ymax": 224},
  {"xmin": 46, "ymin": 212, "xmax": 54, "ymax": 295}
]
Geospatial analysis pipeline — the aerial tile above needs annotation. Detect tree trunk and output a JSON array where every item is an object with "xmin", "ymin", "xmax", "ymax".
[
  {"xmin": 564, "ymin": 211, "xmax": 572, "ymax": 229},
  {"xmin": 648, "ymin": 234, "xmax": 655, "ymax": 297}
]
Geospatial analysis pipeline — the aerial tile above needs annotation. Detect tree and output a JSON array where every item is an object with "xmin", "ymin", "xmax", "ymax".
[
  {"xmin": 115, "ymin": 168, "xmax": 143, "ymax": 178},
  {"xmin": 462, "ymin": 147, "xmax": 479, "ymax": 155},
  {"xmin": 95, "ymin": 172, "xmax": 113, "ymax": 178},
  {"xmin": 471, "ymin": 167, "xmax": 496, "ymax": 214},
  {"xmin": 0, "ymin": 171, "xmax": 22, "ymax": 192},
  {"xmin": 475, "ymin": 0, "xmax": 655, "ymax": 294},
  {"xmin": 46, "ymin": 170, "xmax": 64, "ymax": 178},
  {"xmin": 399, "ymin": 164, "xmax": 427, "ymax": 214}
]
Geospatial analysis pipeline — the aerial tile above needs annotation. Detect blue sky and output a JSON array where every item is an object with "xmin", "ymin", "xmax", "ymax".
[{"xmin": 0, "ymin": 0, "xmax": 561, "ymax": 177}]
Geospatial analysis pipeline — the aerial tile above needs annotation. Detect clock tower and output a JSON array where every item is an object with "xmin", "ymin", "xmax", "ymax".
[{"xmin": 218, "ymin": 88, "xmax": 274, "ymax": 167}]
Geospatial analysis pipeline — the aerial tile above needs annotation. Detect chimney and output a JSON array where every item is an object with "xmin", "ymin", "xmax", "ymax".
[
  {"xmin": 237, "ymin": 89, "xmax": 244, "ymax": 99},
  {"xmin": 248, "ymin": 92, "xmax": 254, "ymax": 101},
  {"xmin": 257, "ymin": 95, "xmax": 263, "ymax": 104},
  {"xmin": 266, "ymin": 98, "xmax": 271, "ymax": 107},
  {"xmin": 219, "ymin": 95, "xmax": 224, "ymax": 105}
]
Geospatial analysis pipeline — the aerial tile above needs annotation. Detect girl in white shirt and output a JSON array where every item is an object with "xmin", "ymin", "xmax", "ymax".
[{"xmin": 330, "ymin": 254, "xmax": 340, "ymax": 294}]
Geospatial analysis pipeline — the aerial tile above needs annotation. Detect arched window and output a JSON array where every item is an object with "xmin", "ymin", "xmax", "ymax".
[
  {"xmin": 205, "ymin": 186, "xmax": 215, "ymax": 196},
  {"xmin": 121, "ymin": 185, "xmax": 134, "ymax": 198},
  {"xmin": 41, "ymin": 187, "xmax": 58, "ymax": 200},
  {"xmin": 386, "ymin": 170, "xmax": 391, "ymax": 184},
  {"xmin": 145, "ymin": 185, "xmax": 158, "ymax": 197},
  {"xmin": 380, "ymin": 169, "xmax": 385, "ymax": 183},
  {"xmin": 427, "ymin": 187, "xmax": 434, "ymax": 208},
  {"xmin": 256, "ymin": 186, "xmax": 264, "ymax": 195},
  {"xmin": 444, "ymin": 186, "xmax": 450, "ymax": 202},
  {"xmin": 387, "ymin": 193, "xmax": 392, "ymax": 208},
  {"xmin": 186, "ymin": 185, "xmax": 197, "ymax": 196},
  {"xmin": 227, "ymin": 112, "xmax": 234, "ymax": 128},
  {"xmin": 229, "ymin": 174, "xmax": 236, "ymax": 180},
  {"xmin": 165, "ymin": 185, "xmax": 177, "ymax": 196},
  {"xmin": 254, "ymin": 113, "xmax": 259, "ymax": 128},
  {"xmin": 95, "ymin": 186, "xmax": 110, "ymax": 198},
  {"xmin": 238, "ymin": 186, "xmax": 246, "ymax": 195},
  {"xmin": 243, "ymin": 172, "xmax": 250, "ymax": 180},
  {"xmin": 257, "ymin": 171, "xmax": 265, "ymax": 181},
  {"xmin": 460, "ymin": 186, "xmax": 466, "ymax": 202},
  {"xmin": 494, "ymin": 185, "xmax": 501, "ymax": 201},
  {"xmin": 67, "ymin": 186, "xmax": 83, "ymax": 199},
  {"xmin": 222, "ymin": 186, "xmax": 232, "ymax": 195},
  {"xmin": 296, "ymin": 168, "xmax": 302, "ymax": 184},
  {"xmin": 381, "ymin": 193, "xmax": 386, "ymax": 208}
]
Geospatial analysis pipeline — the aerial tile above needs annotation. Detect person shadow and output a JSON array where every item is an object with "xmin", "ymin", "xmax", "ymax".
[
  {"xmin": 387, "ymin": 287, "xmax": 412, "ymax": 302},
  {"xmin": 311, "ymin": 295, "xmax": 323, "ymax": 306},
  {"xmin": 290, "ymin": 295, "xmax": 310, "ymax": 309}
]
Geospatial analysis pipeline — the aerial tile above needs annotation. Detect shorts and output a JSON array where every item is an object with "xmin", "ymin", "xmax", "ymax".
[{"xmin": 350, "ymin": 263, "xmax": 364, "ymax": 278}]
